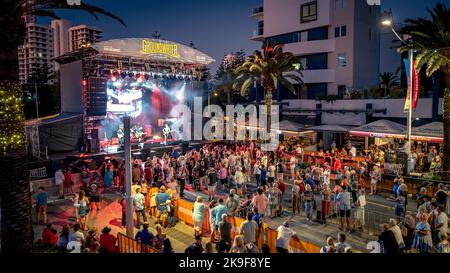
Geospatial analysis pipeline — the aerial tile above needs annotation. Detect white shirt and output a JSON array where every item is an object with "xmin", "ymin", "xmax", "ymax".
[
  {"xmin": 133, "ymin": 193, "xmax": 145, "ymax": 211},
  {"xmin": 67, "ymin": 241, "xmax": 82, "ymax": 253},
  {"xmin": 268, "ymin": 165, "xmax": 276, "ymax": 178},
  {"xmin": 357, "ymin": 195, "xmax": 366, "ymax": 207},
  {"xmin": 276, "ymin": 226, "xmax": 296, "ymax": 250},
  {"xmin": 55, "ymin": 170, "xmax": 64, "ymax": 185},
  {"xmin": 390, "ymin": 225, "xmax": 405, "ymax": 247},
  {"xmin": 437, "ymin": 212, "xmax": 448, "ymax": 235}
]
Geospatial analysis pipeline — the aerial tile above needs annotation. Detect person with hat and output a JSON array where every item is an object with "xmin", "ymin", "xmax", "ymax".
[
  {"xmin": 276, "ymin": 221, "xmax": 297, "ymax": 253},
  {"xmin": 99, "ymin": 226, "xmax": 116, "ymax": 253},
  {"xmin": 155, "ymin": 186, "xmax": 171, "ymax": 226},
  {"xmin": 85, "ymin": 227, "xmax": 99, "ymax": 249}
]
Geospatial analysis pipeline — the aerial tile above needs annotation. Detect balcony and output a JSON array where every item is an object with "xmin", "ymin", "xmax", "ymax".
[
  {"xmin": 296, "ymin": 69, "xmax": 335, "ymax": 84},
  {"xmin": 284, "ymin": 39, "xmax": 335, "ymax": 56},
  {"xmin": 251, "ymin": 29, "xmax": 264, "ymax": 41},
  {"xmin": 250, "ymin": 6, "xmax": 264, "ymax": 20}
]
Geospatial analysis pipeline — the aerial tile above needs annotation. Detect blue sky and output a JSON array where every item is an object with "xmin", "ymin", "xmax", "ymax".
[{"xmin": 43, "ymin": 0, "xmax": 443, "ymax": 73}]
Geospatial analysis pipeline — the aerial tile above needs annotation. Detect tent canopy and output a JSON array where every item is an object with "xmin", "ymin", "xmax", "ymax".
[
  {"xmin": 274, "ymin": 120, "xmax": 306, "ymax": 132},
  {"xmin": 350, "ymin": 119, "xmax": 406, "ymax": 138},
  {"xmin": 308, "ymin": 124, "xmax": 353, "ymax": 133},
  {"xmin": 413, "ymin": 122, "xmax": 443, "ymax": 138}
]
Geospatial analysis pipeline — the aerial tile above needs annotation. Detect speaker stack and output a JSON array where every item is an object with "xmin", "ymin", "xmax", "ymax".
[
  {"xmin": 86, "ymin": 77, "xmax": 107, "ymax": 117},
  {"xmin": 88, "ymin": 128, "xmax": 100, "ymax": 154}
]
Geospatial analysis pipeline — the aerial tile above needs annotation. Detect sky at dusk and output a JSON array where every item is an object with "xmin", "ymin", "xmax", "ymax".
[{"xmin": 42, "ymin": 0, "xmax": 444, "ymax": 73}]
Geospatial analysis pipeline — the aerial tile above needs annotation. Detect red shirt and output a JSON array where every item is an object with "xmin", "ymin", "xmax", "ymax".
[
  {"xmin": 144, "ymin": 167, "xmax": 152, "ymax": 182},
  {"xmin": 277, "ymin": 182, "xmax": 286, "ymax": 195},
  {"xmin": 42, "ymin": 228, "xmax": 58, "ymax": 246},
  {"xmin": 100, "ymin": 233, "xmax": 117, "ymax": 253},
  {"xmin": 121, "ymin": 199, "xmax": 126, "ymax": 213}
]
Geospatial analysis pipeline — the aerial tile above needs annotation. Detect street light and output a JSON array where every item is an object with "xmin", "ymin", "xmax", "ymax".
[{"xmin": 382, "ymin": 11, "xmax": 414, "ymax": 175}]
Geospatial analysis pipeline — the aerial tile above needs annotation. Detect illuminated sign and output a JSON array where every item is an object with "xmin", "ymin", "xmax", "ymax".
[{"xmin": 140, "ymin": 40, "xmax": 180, "ymax": 59}]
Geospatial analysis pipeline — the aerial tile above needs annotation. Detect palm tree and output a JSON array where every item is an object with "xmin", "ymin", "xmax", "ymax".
[
  {"xmin": 234, "ymin": 44, "xmax": 303, "ymax": 134},
  {"xmin": 379, "ymin": 72, "xmax": 400, "ymax": 87},
  {"xmin": 399, "ymin": 2, "xmax": 450, "ymax": 180},
  {"xmin": 0, "ymin": 0, "xmax": 124, "ymax": 253}
]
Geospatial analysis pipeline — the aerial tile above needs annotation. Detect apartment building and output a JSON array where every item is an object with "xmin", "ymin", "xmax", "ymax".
[
  {"xmin": 68, "ymin": 25, "xmax": 103, "ymax": 51},
  {"xmin": 18, "ymin": 20, "xmax": 102, "ymax": 84},
  {"xmin": 250, "ymin": 0, "xmax": 383, "ymax": 99},
  {"xmin": 18, "ymin": 22, "xmax": 54, "ymax": 84}
]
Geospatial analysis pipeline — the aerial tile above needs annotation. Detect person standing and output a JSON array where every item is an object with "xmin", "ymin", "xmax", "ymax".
[
  {"xmin": 240, "ymin": 213, "xmax": 258, "ymax": 245},
  {"xmin": 34, "ymin": 187, "xmax": 48, "ymax": 226},
  {"xmin": 177, "ymin": 163, "xmax": 188, "ymax": 198},
  {"xmin": 77, "ymin": 190, "xmax": 90, "ymax": 231},
  {"xmin": 219, "ymin": 214, "xmax": 232, "ymax": 251},
  {"xmin": 304, "ymin": 184, "xmax": 314, "ymax": 223},
  {"xmin": 63, "ymin": 168, "xmax": 75, "ymax": 196},
  {"xmin": 379, "ymin": 223, "xmax": 400, "ymax": 254},
  {"xmin": 155, "ymin": 186, "xmax": 171, "ymax": 226},
  {"xmin": 389, "ymin": 219, "xmax": 405, "ymax": 251},
  {"xmin": 292, "ymin": 179, "xmax": 301, "ymax": 215},
  {"xmin": 355, "ymin": 188, "xmax": 366, "ymax": 230},
  {"xmin": 99, "ymin": 227, "xmax": 117, "ymax": 253},
  {"xmin": 413, "ymin": 213, "xmax": 433, "ymax": 253},
  {"xmin": 337, "ymin": 185, "xmax": 352, "ymax": 232},
  {"xmin": 192, "ymin": 196, "xmax": 206, "ymax": 237},
  {"xmin": 321, "ymin": 183, "xmax": 332, "ymax": 221},
  {"xmin": 252, "ymin": 187, "xmax": 269, "ymax": 217},
  {"xmin": 207, "ymin": 167, "xmax": 218, "ymax": 201},
  {"xmin": 276, "ymin": 221, "xmax": 297, "ymax": 253},
  {"xmin": 185, "ymin": 235, "xmax": 204, "ymax": 254},
  {"xmin": 103, "ymin": 161, "xmax": 114, "ymax": 191},
  {"xmin": 254, "ymin": 160, "xmax": 262, "ymax": 187},
  {"xmin": 133, "ymin": 187, "xmax": 147, "ymax": 229},
  {"xmin": 55, "ymin": 167, "xmax": 65, "ymax": 199}
]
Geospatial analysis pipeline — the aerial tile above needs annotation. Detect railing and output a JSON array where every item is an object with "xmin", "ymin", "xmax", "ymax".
[
  {"xmin": 253, "ymin": 6, "xmax": 264, "ymax": 14},
  {"xmin": 117, "ymin": 233, "xmax": 159, "ymax": 253}
]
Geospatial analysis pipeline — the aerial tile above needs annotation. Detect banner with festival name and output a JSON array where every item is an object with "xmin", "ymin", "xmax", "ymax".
[{"xmin": 403, "ymin": 56, "xmax": 420, "ymax": 111}]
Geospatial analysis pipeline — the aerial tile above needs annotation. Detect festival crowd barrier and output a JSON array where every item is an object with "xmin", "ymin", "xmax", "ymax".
[{"xmin": 117, "ymin": 233, "xmax": 159, "ymax": 253}]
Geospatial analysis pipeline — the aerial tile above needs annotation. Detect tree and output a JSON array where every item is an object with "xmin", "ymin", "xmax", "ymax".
[
  {"xmin": 399, "ymin": 2, "xmax": 450, "ymax": 180},
  {"xmin": 212, "ymin": 50, "xmax": 245, "ymax": 105},
  {"xmin": 234, "ymin": 44, "xmax": 303, "ymax": 134},
  {"xmin": 379, "ymin": 72, "xmax": 400, "ymax": 88},
  {"xmin": 0, "ymin": 0, "xmax": 124, "ymax": 253}
]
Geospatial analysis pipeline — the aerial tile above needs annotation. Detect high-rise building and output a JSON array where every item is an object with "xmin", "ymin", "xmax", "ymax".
[
  {"xmin": 51, "ymin": 19, "xmax": 73, "ymax": 72},
  {"xmin": 250, "ymin": 0, "xmax": 383, "ymax": 99},
  {"xmin": 18, "ymin": 23, "xmax": 54, "ymax": 84},
  {"xmin": 68, "ymin": 25, "xmax": 103, "ymax": 51},
  {"xmin": 18, "ymin": 20, "xmax": 103, "ymax": 84}
]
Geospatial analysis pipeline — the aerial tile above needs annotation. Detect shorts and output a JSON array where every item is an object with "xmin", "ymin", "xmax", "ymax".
[
  {"xmin": 90, "ymin": 195, "xmax": 100, "ymax": 203},
  {"xmin": 208, "ymin": 184, "xmax": 216, "ymax": 193},
  {"xmin": 340, "ymin": 209, "xmax": 351, "ymax": 218}
]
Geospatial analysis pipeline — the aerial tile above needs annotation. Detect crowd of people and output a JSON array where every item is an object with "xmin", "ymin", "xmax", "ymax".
[{"xmin": 34, "ymin": 137, "xmax": 450, "ymax": 254}]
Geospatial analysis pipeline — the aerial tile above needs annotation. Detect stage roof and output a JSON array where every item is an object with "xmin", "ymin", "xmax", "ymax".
[{"xmin": 92, "ymin": 38, "xmax": 215, "ymax": 66}]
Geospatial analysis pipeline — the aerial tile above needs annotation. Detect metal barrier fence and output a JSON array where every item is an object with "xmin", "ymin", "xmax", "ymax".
[{"xmin": 117, "ymin": 233, "xmax": 159, "ymax": 253}]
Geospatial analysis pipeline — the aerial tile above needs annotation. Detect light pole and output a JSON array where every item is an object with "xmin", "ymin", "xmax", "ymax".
[
  {"xmin": 382, "ymin": 13, "xmax": 413, "ymax": 175},
  {"xmin": 123, "ymin": 116, "xmax": 134, "ymax": 237}
]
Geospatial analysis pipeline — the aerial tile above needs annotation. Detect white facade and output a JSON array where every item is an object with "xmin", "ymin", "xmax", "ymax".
[
  {"xmin": 68, "ymin": 25, "xmax": 103, "ymax": 52},
  {"xmin": 251, "ymin": 0, "xmax": 383, "ymax": 98},
  {"xmin": 18, "ymin": 23, "xmax": 54, "ymax": 84},
  {"xmin": 51, "ymin": 19, "xmax": 73, "ymax": 72}
]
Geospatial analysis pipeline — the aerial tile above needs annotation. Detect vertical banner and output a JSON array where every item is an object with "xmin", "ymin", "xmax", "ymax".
[
  {"xmin": 403, "ymin": 58, "xmax": 411, "ymax": 112},
  {"xmin": 404, "ymin": 56, "xmax": 420, "ymax": 111}
]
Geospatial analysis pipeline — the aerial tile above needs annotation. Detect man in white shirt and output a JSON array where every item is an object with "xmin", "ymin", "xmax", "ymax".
[
  {"xmin": 240, "ymin": 213, "xmax": 258, "ymax": 245},
  {"xmin": 389, "ymin": 219, "xmax": 405, "ymax": 250},
  {"xmin": 133, "ymin": 187, "xmax": 147, "ymax": 229},
  {"xmin": 67, "ymin": 241, "xmax": 82, "ymax": 253},
  {"xmin": 267, "ymin": 162, "xmax": 276, "ymax": 185},
  {"xmin": 435, "ymin": 205, "xmax": 448, "ymax": 239},
  {"xmin": 276, "ymin": 221, "xmax": 297, "ymax": 253},
  {"xmin": 55, "ymin": 168, "xmax": 65, "ymax": 199}
]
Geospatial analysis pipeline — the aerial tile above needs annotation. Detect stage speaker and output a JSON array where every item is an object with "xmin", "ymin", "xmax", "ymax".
[
  {"xmin": 87, "ymin": 77, "xmax": 107, "ymax": 117},
  {"xmin": 88, "ymin": 138, "xmax": 100, "ymax": 153},
  {"xmin": 91, "ymin": 129, "xmax": 99, "ymax": 139}
]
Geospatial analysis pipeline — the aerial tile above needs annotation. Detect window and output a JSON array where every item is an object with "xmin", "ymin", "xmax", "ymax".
[
  {"xmin": 335, "ymin": 0, "xmax": 347, "ymax": 9},
  {"xmin": 266, "ymin": 32, "xmax": 300, "ymax": 45},
  {"xmin": 299, "ymin": 53, "xmax": 328, "ymax": 70},
  {"xmin": 307, "ymin": 26, "xmax": 328, "ymax": 41},
  {"xmin": 338, "ymin": 85, "xmax": 347, "ymax": 97},
  {"xmin": 338, "ymin": 53, "xmax": 347, "ymax": 67},
  {"xmin": 301, "ymin": 2, "xmax": 318, "ymax": 23},
  {"xmin": 335, "ymin": 25, "xmax": 347, "ymax": 37},
  {"xmin": 307, "ymin": 83, "xmax": 327, "ymax": 99}
]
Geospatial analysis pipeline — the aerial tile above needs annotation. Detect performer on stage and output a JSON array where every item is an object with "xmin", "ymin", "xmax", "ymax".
[
  {"xmin": 162, "ymin": 124, "xmax": 171, "ymax": 145},
  {"xmin": 117, "ymin": 126, "xmax": 124, "ymax": 144}
]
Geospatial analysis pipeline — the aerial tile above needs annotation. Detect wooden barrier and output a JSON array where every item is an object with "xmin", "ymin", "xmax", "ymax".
[{"xmin": 117, "ymin": 233, "xmax": 158, "ymax": 253}]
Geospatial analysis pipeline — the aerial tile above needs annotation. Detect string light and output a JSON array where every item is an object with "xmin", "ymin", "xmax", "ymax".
[{"xmin": 0, "ymin": 81, "xmax": 26, "ymax": 153}]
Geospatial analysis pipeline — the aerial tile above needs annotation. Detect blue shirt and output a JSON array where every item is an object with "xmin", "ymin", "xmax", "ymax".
[
  {"xmin": 252, "ymin": 213, "xmax": 262, "ymax": 228},
  {"xmin": 210, "ymin": 204, "xmax": 228, "ymax": 226},
  {"xmin": 155, "ymin": 192, "xmax": 171, "ymax": 211},
  {"xmin": 36, "ymin": 192, "xmax": 48, "ymax": 206},
  {"xmin": 135, "ymin": 229, "xmax": 154, "ymax": 246}
]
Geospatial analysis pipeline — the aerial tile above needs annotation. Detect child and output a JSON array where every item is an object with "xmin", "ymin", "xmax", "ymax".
[{"xmin": 437, "ymin": 234, "xmax": 449, "ymax": 253}]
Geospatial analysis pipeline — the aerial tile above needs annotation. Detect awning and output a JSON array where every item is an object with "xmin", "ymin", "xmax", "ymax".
[
  {"xmin": 349, "ymin": 119, "xmax": 406, "ymax": 138},
  {"xmin": 308, "ymin": 124, "xmax": 353, "ymax": 133},
  {"xmin": 412, "ymin": 122, "xmax": 443, "ymax": 143}
]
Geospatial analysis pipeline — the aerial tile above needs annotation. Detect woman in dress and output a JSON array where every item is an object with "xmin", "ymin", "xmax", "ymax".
[
  {"xmin": 412, "ymin": 213, "xmax": 433, "ymax": 253},
  {"xmin": 192, "ymin": 196, "xmax": 206, "ymax": 237},
  {"xmin": 77, "ymin": 190, "xmax": 90, "ymax": 231},
  {"xmin": 355, "ymin": 188, "xmax": 366, "ymax": 229},
  {"xmin": 103, "ymin": 161, "xmax": 114, "ymax": 190},
  {"xmin": 401, "ymin": 214, "xmax": 416, "ymax": 253}
]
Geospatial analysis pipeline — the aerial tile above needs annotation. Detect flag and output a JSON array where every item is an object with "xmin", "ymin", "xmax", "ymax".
[{"xmin": 403, "ymin": 56, "xmax": 420, "ymax": 111}]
